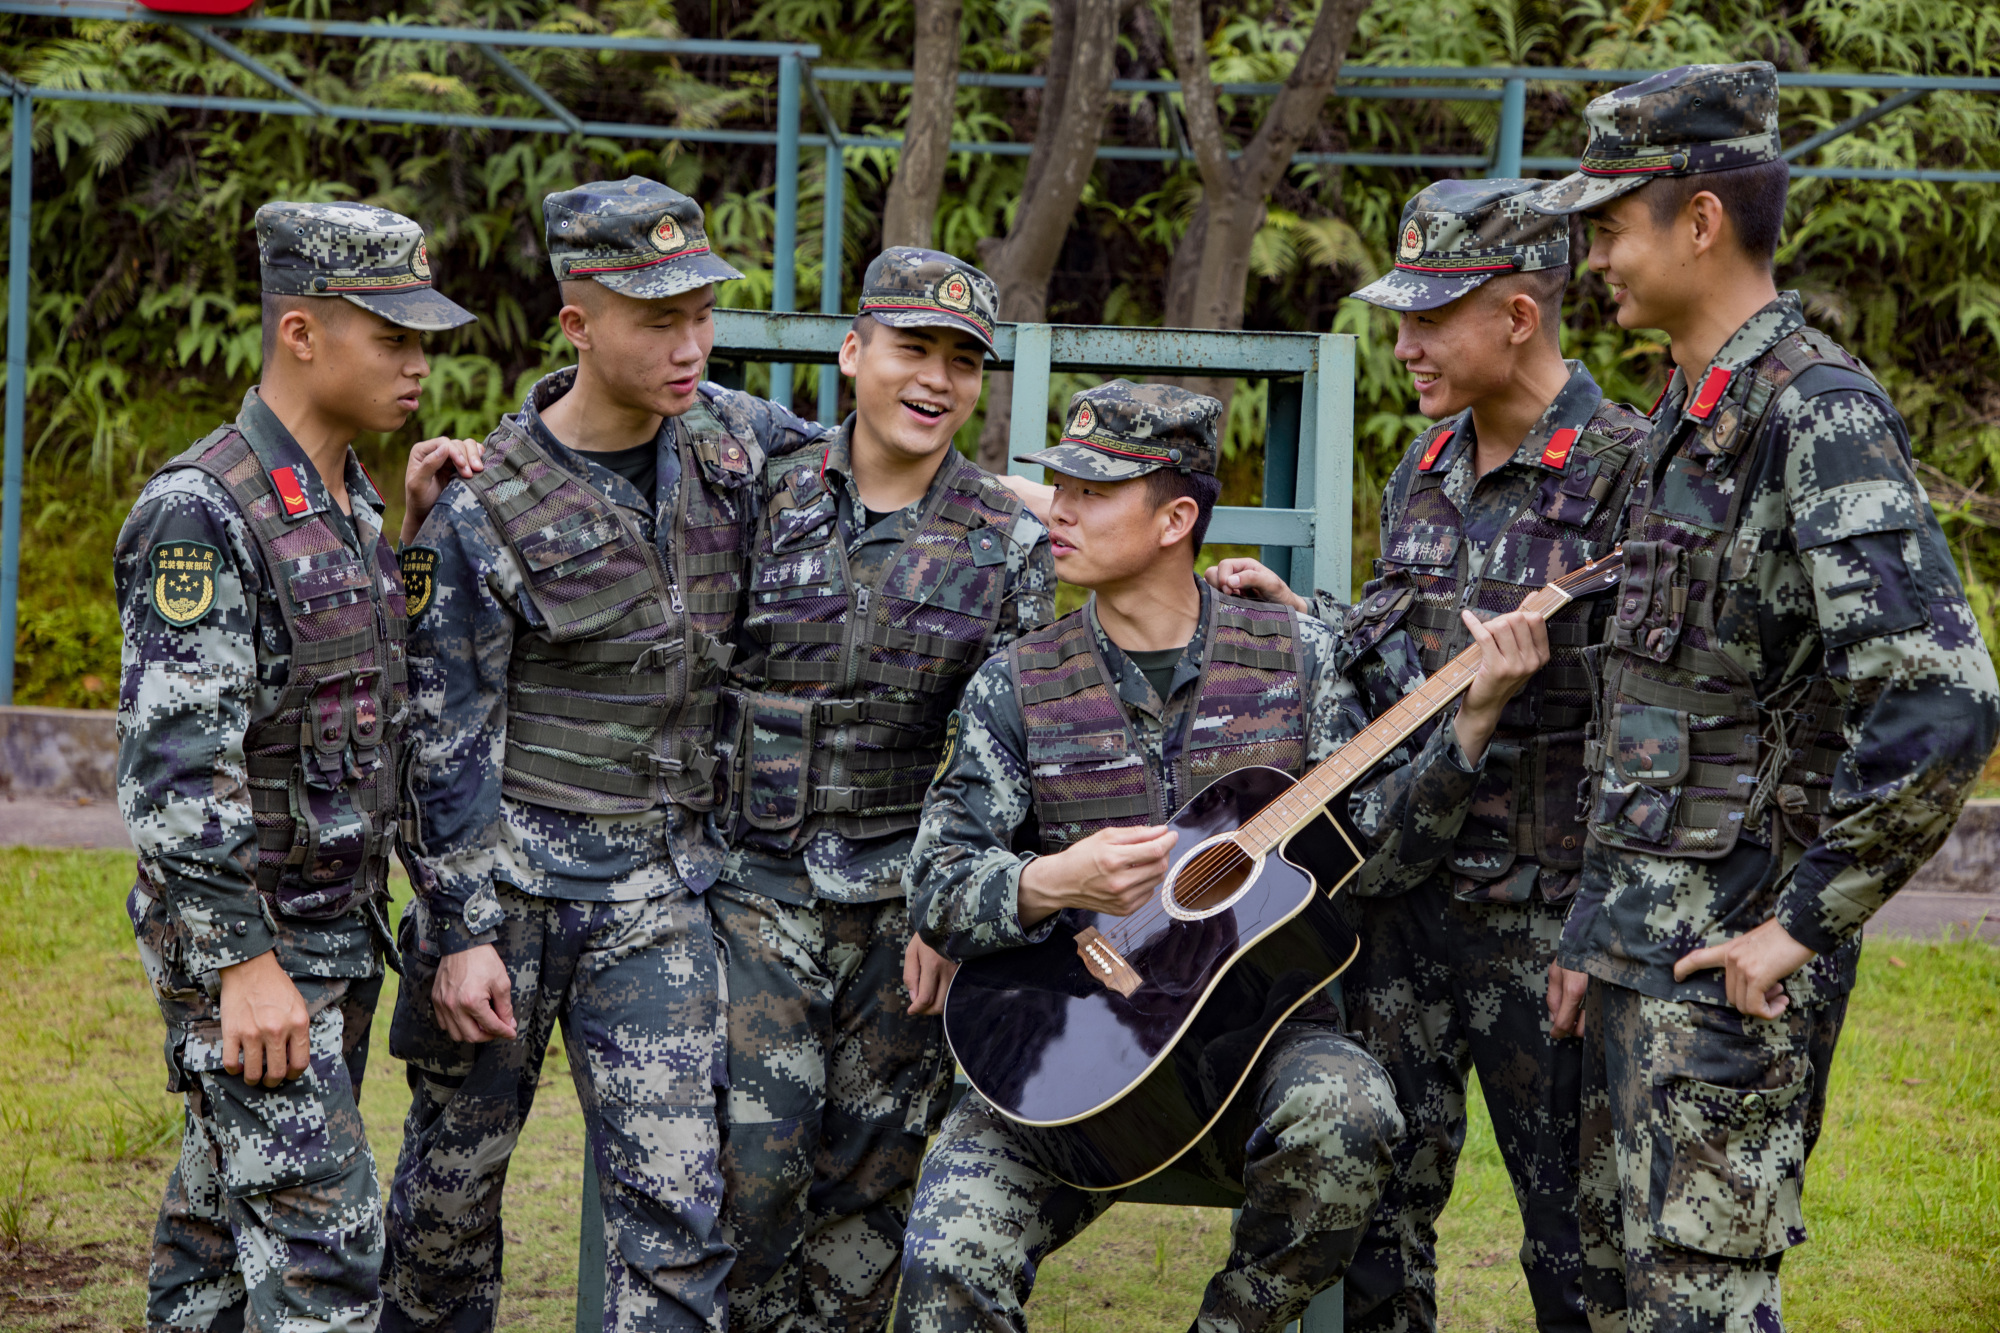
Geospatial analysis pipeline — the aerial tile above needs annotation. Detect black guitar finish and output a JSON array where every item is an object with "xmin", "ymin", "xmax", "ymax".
[{"xmin": 943, "ymin": 766, "xmax": 1363, "ymax": 1190}]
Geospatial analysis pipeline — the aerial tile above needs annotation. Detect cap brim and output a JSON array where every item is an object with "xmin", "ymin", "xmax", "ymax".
[
  {"xmin": 1013, "ymin": 443, "xmax": 1160, "ymax": 481},
  {"xmin": 595, "ymin": 251, "xmax": 745, "ymax": 299},
  {"xmin": 867, "ymin": 307, "xmax": 996, "ymax": 356},
  {"xmin": 1522, "ymin": 170, "xmax": 1650, "ymax": 216},
  {"xmin": 1347, "ymin": 268, "xmax": 1500, "ymax": 312},
  {"xmin": 341, "ymin": 287, "xmax": 477, "ymax": 332}
]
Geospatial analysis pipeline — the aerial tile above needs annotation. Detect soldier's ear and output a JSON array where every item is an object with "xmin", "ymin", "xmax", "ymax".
[
  {"xmin": 557, "ymin": 300, "xmax": 593, "ymax": 353},
  {"xmin": 837, "ymin": 329, "xmax": 865, "ymax": 378},
  {"xmin": 273, "ymin": 306, "xmax": 319, "ymax": 365}
]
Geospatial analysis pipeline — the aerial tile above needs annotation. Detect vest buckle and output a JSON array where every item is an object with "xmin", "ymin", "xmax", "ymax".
[{"xmin": 816, "ymin": 700, "xmax": 867, "ymax": 725}]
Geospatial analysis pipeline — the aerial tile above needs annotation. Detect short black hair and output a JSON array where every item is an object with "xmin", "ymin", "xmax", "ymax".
[
  {"xmin": 1143, "ymin": 467, "xmax": 1221, "ymax": 554},
  {"xmin": 1483, "ymin": 266, "xmax": 1568, "ymax": 343},
  {"xmin": 559, "ymin": 279, "xmax": 607, "ymax": 313},
  {"xmin": 260, "ymin": 292, "xmax": 354, "ymax": 364},
  {"xmin": 1641, "ymin": 158, "xmax": 1790, "ymax": 261},
  {"xmin": 851, "ymin": 311, "xmax": 879, "ymax": 342}
]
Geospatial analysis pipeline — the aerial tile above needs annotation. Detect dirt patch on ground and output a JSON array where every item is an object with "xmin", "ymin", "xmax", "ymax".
[{"xmin": 0, "ymin": 1239, "xmax": 144, "ymax": 1327}]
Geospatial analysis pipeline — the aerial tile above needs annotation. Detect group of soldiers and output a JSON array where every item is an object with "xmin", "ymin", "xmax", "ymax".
[{"xmin": 115, "ymin": 58, "xmax": 1997, "ymax": 1333}]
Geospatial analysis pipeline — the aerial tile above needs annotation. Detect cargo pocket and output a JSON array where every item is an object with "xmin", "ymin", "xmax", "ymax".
[
  {"xmin": 734, "ymin": 693, "xmax": 818, "ymax": 831},
  {"xmin": 1610, "ymin": 704, "xmax": 1691, "ymax": 787},
  {"xmin": 1650, "ymin": 1066, "xmax": 1811, "ymax": 1259},
  {"xmin": 1608, "ymin": 540, "xmax": 1687, "ymax": 663}
]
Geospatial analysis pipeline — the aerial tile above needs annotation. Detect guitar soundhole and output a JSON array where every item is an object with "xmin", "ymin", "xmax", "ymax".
[{"xmin": 1162, "ymin": 837, "xmax": 1260, "ymax": 921}]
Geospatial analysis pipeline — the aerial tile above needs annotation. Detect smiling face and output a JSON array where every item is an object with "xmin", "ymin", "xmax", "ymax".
[
  {"xmin": 839, "ymin": 319, "xmax": 985, "ymax": 465},
  {"xmin": 1392, "ymin": 281, "xmax": 1542, "ymax": 422},
  {"xmin": 1043, "ymin": 470, "xmax": 1200, "ymax": 591},
  {"xmin": 280, "ymin": 299, "xmax": 434, "ymax": 436},
  {"xmin": 561, "ymin": 282, "xmax": 717, "ymax": 418},
  {"xmin": 1585, "ymin": 189, "xmax": 1694, "ymax": 337}
]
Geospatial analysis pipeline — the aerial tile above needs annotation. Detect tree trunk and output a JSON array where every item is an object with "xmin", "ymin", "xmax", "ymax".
[
  {"xmin": 1165, "ymin": 0, "xmax": 1371, "ymax": 421},
  {"xmin": 974, "ymin": 0, "xmax": 1124, "ymax": 473},
  {"xmin": 881, "ymin": 0, "xmax": 964, "ymax": 249}
]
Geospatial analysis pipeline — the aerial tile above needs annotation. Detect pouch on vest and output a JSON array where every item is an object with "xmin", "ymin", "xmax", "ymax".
[
  {"xmin": 1534, "ymin": 442, "xmax": 1625, "ymax": 528},
  {"xmin": 1609, "ymin": 703, "xmax": 1692, "ymax": 787},
  {"xmin": 281, "ymin": 780, "xmax": 369, "ymax": 919},
  {"xmin": 1339, "ymin": 578, "xmax": 1415, "ymax": 670},
  {"xmin": 1649, "ymin": 1064, "xmax": 1811, "ymax": 1260},
  {"xmin": 1024, "ymin": 728, "xmax": 1152, "ymax": 832},
  {"xmin": 732, "ymin": 692, "xmax": 817, "ymax": 831},
  {"xmin": 1593, "ymin": 780, "xmax": 1679, "ymax": 846},
  {"xmin": 1609, "ymin": 541, "xmax": 1688, "ymax": 663}
]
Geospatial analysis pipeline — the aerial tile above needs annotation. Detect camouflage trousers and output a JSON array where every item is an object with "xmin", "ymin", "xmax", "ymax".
[
  {"xmin": 1577, "ymin": 979, "xmax": 1848, "ymax": 1333},
  {"xmin": 709, "ymin": 885, "xmax": 956, "ymax": 1333},
  {"xmin": 382, "ymin": 886, "xmax": 729, "ymax": 1333},
  {"xmin": 1340, "ymin": 883, "xmax": 1588, "ymax": 1333},
  {"xmin": 894, "ymin": 1024, "xmax": 1404, "ymax": 1333},
  {"xmin": 130, "ymin": 885, "xmax": 386, "ymax": 1333}
]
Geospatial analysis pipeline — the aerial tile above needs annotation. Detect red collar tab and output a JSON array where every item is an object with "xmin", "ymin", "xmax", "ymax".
[
  {"xmin": 1540, "ymin": 427, "xmax": 1580, "ymax": 470},
  {"xmin": 271, "ymin": 466, "xmax": 311, "ymax": 518},
  {"xmin": 1649, "ymin": 382, "xmax": 1670, "ymax": 417},
  {"xmin": 1417, "ymin": 428, "xmax": 1455, "ymax": 472},
  {"xmin": 1686, "ymin": 366, "xmax": 1733, "ymax": 421}
]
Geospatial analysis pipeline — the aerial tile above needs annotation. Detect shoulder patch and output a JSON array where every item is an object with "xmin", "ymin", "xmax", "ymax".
[
  {"xmin": 934, "ymin": 710, "xmax": 961, "ymax": 786},
  {"xmin": 400, "ymin": 545, "xmax": 440, "ymax": 625},
  {"xmin": 149, "ymin": 541, "xmax": 221, "ymax": 628}
]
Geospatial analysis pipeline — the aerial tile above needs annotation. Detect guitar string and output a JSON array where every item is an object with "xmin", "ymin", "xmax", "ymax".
[{"xmin": 1090, "ymin": 566, "xmax": 1611, "ymax": 955}]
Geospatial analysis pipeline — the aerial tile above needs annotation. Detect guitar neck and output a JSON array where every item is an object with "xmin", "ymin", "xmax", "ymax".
[{"xmin": 1240, "ymin": 587, "xmax": 1575, "ymax": 854}]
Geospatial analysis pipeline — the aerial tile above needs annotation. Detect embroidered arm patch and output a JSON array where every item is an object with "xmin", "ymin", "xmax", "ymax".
[
  {"xmin": 148, "ymin": 541, "xmax": 221, "ymax": 628},
  {"xmin": 400, "ymin": 545, "xmax": 440, "ymax": 625}
]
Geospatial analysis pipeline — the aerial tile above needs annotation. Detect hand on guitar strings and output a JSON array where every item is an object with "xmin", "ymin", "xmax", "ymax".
[
  {"xmin": 1017, "ymin": 824, "xmax": 1180, "ymax": 927},
  {"xmin": 904, "ymin": 932, "xmax": 959, "ymax": 1016},
  {"xmin": 1453, "ymin": 608, "xmax": 1551, "ymax": 765}
]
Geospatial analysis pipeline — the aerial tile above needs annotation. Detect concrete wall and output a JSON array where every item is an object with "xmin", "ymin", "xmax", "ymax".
[
  {"xmin": 0, "ymin": 704, "xmax": 118, "ymax": 802},
  {"xmin": 1906, "ymin": 799, "xmax": 1998, "ymax": 894}
]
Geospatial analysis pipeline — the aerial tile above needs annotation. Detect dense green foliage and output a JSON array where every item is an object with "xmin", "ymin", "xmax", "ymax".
[{"xmin": 0, "ymin": 0, "xmax": 1995, "ymax": 704}]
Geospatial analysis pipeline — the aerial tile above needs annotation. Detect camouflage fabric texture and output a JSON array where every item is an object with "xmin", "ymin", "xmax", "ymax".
[
  {"xmin": 1560, "ymin": 295, "xmax": 2000, "ymax": 1008},
  {"xmin": 257, "ymin": 200, "xmax": 475, "ymax": 330},
  {"xmin": 895, "ymin": 1026, "xmax": 1404, "ymax": 1333},
  {"xmin": 383, "ymin": 886, "xmax": 728, "ymax": 1333},
  {"xmin": 1576, "ymin": 982, "xmax": 1848, "ymax": 1333},
  {"xmin": 1526, "ymin": 62, "xmax": 1782, "ymax": 216},
  {"xmin": 906, "ymin": 579, "xmax": 1478, "ymax": 960},
  {"xmin": 1340, "ymin": 888, "xmax": 1586, "ymax": 1333},
  {"xmin": 1348, "ymin": 179, "xmax": 1570, "ymax": 312},
  {"xmin": 545, "ymin": 177, "xmax": 745, "ymax": 298},
  {"xmin": 1016, "ymin": 379, "xmax": 1222, "ymax": 481},
  {"xmin": 855, "ymin": 246, "xmax": 999, "ymax": 352},
  {"xmin": 132, "ymin": 886, "xmax": 386, "ymax": 1333},
  {"xmin": 708, "ymin": 888, "xmax": 955, "ymax": 1333},
  {"xmin": 403, "ymin": 370, "xmax": 819, "ymax": 955}
]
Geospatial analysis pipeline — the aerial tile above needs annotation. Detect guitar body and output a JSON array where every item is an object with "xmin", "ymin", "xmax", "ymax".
[{"xmin": 943, "ymin": 766, "xmax": 1365, "ymax": 1191}]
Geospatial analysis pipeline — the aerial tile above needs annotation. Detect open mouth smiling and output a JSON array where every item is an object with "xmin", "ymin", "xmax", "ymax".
[{"xmin": 904, "ymin": 398, "xmax": 949, "ymax": 421}]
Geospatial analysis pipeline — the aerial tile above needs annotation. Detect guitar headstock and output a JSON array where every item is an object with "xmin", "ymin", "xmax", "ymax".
[{"xmin": 1521, "ymin": 547, "xmax": 1627, "ymax": 617}]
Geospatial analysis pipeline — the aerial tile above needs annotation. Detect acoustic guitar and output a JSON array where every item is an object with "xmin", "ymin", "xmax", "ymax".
[{"xmin": 943, "ymin": 550, "xmax": 1626, "ymax": 1190}]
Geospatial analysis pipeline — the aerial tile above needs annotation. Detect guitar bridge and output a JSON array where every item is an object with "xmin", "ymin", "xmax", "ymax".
[{"xmin": 1074, "ymin": 927, "xmax": 1141, "ymax": 997}]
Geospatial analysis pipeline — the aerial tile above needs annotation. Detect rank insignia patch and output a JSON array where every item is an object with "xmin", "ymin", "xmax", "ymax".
[
  {"xmin": 400, "ymin": 545, "xmax": 439, "ymax": 625},
  {"xmin": 150, "ymin": 542, "xmax": 221, "ymax": 628}
]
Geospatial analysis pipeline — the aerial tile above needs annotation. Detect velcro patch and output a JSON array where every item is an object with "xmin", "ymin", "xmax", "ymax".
[
  {"xmin": 150, "ymin": 541, "xmax": 221, "ymax": 628},
  {"xmin": 400, "ymin": 545, "xmax": 440, "ymax": 626}
]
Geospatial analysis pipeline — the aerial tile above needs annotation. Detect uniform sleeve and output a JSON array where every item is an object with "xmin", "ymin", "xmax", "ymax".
[
  {"xmin": 904, "ymin": 656, "xmax": 1058, "ymax": 960},
  {"xmin": 704, "ymin": 384, "xmax": 831, "ymax": 466},
  {"xmin": 115, "ymin": 474, "xmax": 272, "ymax": 974},
  {"xmin": 1772, "ymin": 386, "xmax": 2000, "ymax": 953},
  {"xmin": 987, "ymin": 510, "xmax": 1057, "ymax": 655},
  {"xmin": 403, "ymin": 482, "xmax": 516, "ymax": 955}
]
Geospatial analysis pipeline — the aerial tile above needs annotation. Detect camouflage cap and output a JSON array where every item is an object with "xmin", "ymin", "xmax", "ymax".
[
  {"xmin": 1348, "ymin": 178, "xmax": 1568, "ymax": 312},
  {"xmin": 544, "ymin": 177, "xmax": 743, "ymax": 298},
  {"xmin": 856, "ymin": 247, "xmax": 999, "ymax": 354},
  {"xmin": 1526, "ymin": 62, "xmax": 1781, "ymax": 215},
  {"xmin": 255, "ymin": 201, "xmax": 475, "ymax": 331},
  {"xmin": 1015, "ymin": 380, "xmax": 1221, "ymax": 481}
]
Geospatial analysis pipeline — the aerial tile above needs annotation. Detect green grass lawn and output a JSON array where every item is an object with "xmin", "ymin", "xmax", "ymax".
[{"xmin": 2, "ymin": 848, "xmax": 1996, "ymax": 1331}]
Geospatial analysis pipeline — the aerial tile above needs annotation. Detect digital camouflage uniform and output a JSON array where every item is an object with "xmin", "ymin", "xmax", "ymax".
[
  {"xmin": 384, "ymin": 180, "xmax": 817, "ymax": 1333},
  {"xmin": 1526, "ymin": 64, "xmax": 2000, "ymax": 1332},
  {"xmin": 116, "ymin": 202, "xmax": 475, "ymax": 1333},
  {"xmin": 1326, "ymin": 181, "xmax": 1654, "ymax": 1333},
  {"xmin": 893, "ymin": 384, "xmax": 1478, "ymax": 1333},
  {"xmin": 712, "ymin": 248, "xmax": 1056, "ymax": 1333}
]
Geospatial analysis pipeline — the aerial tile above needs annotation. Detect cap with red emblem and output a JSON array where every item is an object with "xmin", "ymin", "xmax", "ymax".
[
  {"xmin": 1348, "ymin": 178, "xmax": 1570, "ymax": 313},
  {"xmin": 256, "ymin": 201, "xmax": 476, "ymax": 332},
  {"xmin": 855, "ymin": 247, "xmax": 1000, "ymax": 355},
  {"xmin": 543, "ymin": 177, "xmax": 744, "ymax": 299},
  {"xmin": 1015, "ymin": 380, "xmax": 1221, "ymax": 481}
]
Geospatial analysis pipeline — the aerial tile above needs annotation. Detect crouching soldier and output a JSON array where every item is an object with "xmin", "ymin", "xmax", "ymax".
[
  {"xmin": 117, "ymin": 201, "xmax": 478, "ymax": 1333},
  {"xmin": 712, "ymin": 248, "xmax": 1055, "ymax": 1333},
  {"xmin": 383, "ymin": 179, "xmax": 821, "ymax": 1332}
]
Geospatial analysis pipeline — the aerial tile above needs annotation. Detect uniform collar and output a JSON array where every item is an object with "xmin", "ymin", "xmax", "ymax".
[
  {"xmin": 1658, "ymin": 291, "xmax": 1804, "ymax": 424},
  {"xmin": 1516, "ymin": 361, "xmax": 1604, "ymax": 472},
  {"xmin": 819, "ymin": 414, "xmax": 962, "ymax": 531},
  {"xmin": 237, "ymin": 388, "xmax": 383, "ymax": 521},
  {"xmin": 1087, "ymin": 577, "xmax": 1212, "ymax": 717},
  {"xmin": 514, "ymin": 365, "xmax": 668, "ymax": 514}
]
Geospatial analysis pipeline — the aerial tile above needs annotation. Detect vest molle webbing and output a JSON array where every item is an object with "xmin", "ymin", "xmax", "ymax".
[
  {"xmin": 1590, "ymin": 328, "xmax": 1876, "ymax": 859},
  {"xmin": 166, "ymin": 428, "xmax": 407, "ymax": 920},
  {"xmin": 1011, "ymin": 594, "xmax": 1307, "ymax": 853},
  {"xmin": 731, "ymin": 446, "xmax": 1023, "ymax": 846},
  {"xmin": 468, "ymin": 398, "xmax": 749, "ymax": 817},
  {"xmin": 1350, "ymin": 406, "xmax": 1650, "ymax": 888}
]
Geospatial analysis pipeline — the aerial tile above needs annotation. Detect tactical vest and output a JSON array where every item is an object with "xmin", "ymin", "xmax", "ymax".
[
  {"xmin": 466, "ymin": 397, "xmax": 751, "ymax": 815},
  {"xmin": 729, "ymin": 445, "xmax": 1024, "ymax": 848},
  {"xmin": 1343, "ymin": 404, "xmax": 1651, "ymax": 894},
  {"xmin": 161, "ymin": 428, "xmax": 407, "ymax": 919},
  {"xmin": 1009, "ymin": 594, "xmax": 1306, "ymax": 852},
  {"xmin": 1587, "ymin": 327, "xmax": 1875, "ymax": 859}
]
